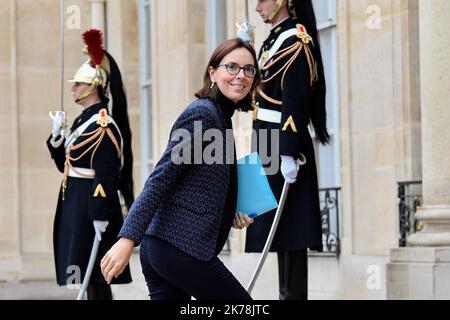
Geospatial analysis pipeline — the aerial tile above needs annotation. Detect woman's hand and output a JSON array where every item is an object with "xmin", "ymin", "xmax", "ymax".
[
  {"xmin": 232, "ymin": 213, "xmax": 254, "ymax": 230},
  {"xmin": 100, "ymin": 237, "xmax": 135, "ymax": 284}
]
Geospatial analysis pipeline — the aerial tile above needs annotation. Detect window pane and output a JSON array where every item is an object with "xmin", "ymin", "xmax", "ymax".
[
  {"xmin": 147, "ymin": 161, "xmax": 154, "ymax": 173},
  {"xmin": 312, "ymin": 0, "xmax": 335, "ymax": 24},
  {"xmin": 317, "ymin": 139, "xmax": 339, "ymax": 188},
  {"xmin": 313, "ymin": 0, "xmax": 340, "ymax": 189},
  {"xmin": 146, "ymin": 85, "xmax": 153, "ymax": 160},
  {"xmin": 139, "ymin": 0, "xmax": 154, "ymax": 181},
  {"xmin": 319, "ymin": 28, "xmax": 336, "ymax": 128}
]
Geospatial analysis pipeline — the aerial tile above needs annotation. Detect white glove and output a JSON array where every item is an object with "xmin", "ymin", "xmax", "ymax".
[
  {"xmin": 236, "ymin": 22, "xmax": 255, "ymax": 44},
  {"xmin": 50, "ymin": 111, "xmax": 66, "ymax": 138},
  {"xmin": 280, "ymin": 155, "xmax": 300, "ymax": 184},
  {"xmin": 93, "ymin": 220, "xmax": 109, "ymax": 241}
]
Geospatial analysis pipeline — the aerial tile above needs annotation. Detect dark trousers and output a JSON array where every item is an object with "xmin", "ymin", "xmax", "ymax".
[
  {"xmin": 277, "ymin": 249, "xmax": 308, "ymax": 300},
  {"xmin": 87, "ymin": 283, "xmax": 113, "ymax": 300},
  {"xmin": 140, "ymin": 235, "xmax": 252, "ymax": 300}
]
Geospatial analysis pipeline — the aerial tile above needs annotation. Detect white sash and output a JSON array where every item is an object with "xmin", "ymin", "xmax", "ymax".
[
  {"xmin": 259, "ymin": 28, "xmax": 298, "ymax": 69},
  {"xmin": 64, "ymin": 113, "xmax": 124, "ymax": 168}
]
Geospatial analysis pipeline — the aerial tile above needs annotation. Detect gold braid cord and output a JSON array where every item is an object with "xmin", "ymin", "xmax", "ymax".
[
  {"xmin": 259, "ymin": 40, "xmax": 315, "ymax": 106},
  {"xmin": 62, "ymin": 125, "xmax": 121, "ymax": 200}
]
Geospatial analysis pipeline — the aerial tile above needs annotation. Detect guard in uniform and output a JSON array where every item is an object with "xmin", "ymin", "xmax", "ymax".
[
  {"xmin": 245, "ymin": 0, "xmax": 330, "ymax": 300},
  {"xmin": 47, "ymin": 29, "xmax": 133, "ymax": 300}
]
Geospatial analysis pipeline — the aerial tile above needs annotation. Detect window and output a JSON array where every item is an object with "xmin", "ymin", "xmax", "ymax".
[
  {"xmin": 138, "ymin": 0, "xmax": 154, "ymax": 182},
  {"xmin": 312, "ymin": 0, "xmax": 340, "ymax": 189},
  {"xmin": 206, "ymin": 0, "xmax": 227, "ymax": 55},
  {"xmin": 312, "ymin": 0, "xmax": 341, "ymax": 255}
]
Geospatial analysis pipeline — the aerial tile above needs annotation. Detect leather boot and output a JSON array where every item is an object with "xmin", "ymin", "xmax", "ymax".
[
  {"xmin": 277, "ymin": 249, "xmax": 308, "ymax": 300},
  {"xmin": 87, "ymin": 283, "xmax": 113, "ymax": 300}
]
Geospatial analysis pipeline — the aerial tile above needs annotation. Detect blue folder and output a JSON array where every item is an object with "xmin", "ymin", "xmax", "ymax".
[{"xmin": 237, "ymin": 152, "xmax": 278, "ymax": 218}]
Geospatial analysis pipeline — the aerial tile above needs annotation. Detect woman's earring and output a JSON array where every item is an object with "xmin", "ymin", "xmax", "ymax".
[{"xmin": 210, "ymin": 81, "xmax": 216, "ymax": 89}]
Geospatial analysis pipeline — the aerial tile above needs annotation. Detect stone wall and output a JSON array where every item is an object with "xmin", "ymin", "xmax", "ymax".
[{"xmin": 0, "ymin": 0, "xmax": 437, "ymax": 300}]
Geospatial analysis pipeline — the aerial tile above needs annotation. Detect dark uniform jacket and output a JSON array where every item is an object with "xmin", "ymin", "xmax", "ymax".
[
  {"xmin": 245, "ymin": 18, "xmax": 323, "ymax": 253},
  {"xmin": 119, "ymin": 96, "xmax": 239, "ymax": 262},
  {"xmin": 47, "ymin": 102, "xmax": 132, "ymax": 285}
]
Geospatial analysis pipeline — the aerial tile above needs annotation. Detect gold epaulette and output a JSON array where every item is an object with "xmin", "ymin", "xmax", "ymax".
[
  {"xmin": 296, "ymin": 24, "xmax": 313, "ymax": 45},
  {"xmin": 96, "ymin": 108, "xmax": 111, "ymax": 128},
  {"xmin": 258, "ymin": 25, "xmax": 316, "ymax": 106},
  {"xmin": 61, "ymin": 109, "xmax": 121, "ymax": 200}
]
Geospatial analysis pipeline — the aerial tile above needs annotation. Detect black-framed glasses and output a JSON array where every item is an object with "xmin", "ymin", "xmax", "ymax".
[{"xmin": 217, "ymin": 62, "xmax": 257, "ymax": 78}]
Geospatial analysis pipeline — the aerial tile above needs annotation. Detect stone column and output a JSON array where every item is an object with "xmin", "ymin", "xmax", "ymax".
[
  {"xmin": 90, "ymin": 0, "xmax": 106, "ymax": 31},
  {"xmin": 0, "ymin": 0, "xmax": 21, "ymax": 282},
  {"xmin": 387, "ymin": 0, "xmax": 450, "ymax": 299},
  {"xmin": 407, "ymin": 0, "xmax": 450, "ymax": 246},
  {"xmin": 206, "ymin": 0, "xmax": 227, "ymax": 55}
]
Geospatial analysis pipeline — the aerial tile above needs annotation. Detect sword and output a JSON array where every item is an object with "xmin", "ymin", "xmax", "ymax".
[
  {"xmin": 76, "ymin": 237, "xmax": 100, "ymax": 300},
  {"xmin": 60, "ymin": 0, "xmax": 65, "ymax": 112},
  {"xmin": 246, "ymin": 155, "xmax": 306, "ymax": 294},
  {"xmin": 49, "ymin": 0, "xmax": 66, "ymax": 144}
]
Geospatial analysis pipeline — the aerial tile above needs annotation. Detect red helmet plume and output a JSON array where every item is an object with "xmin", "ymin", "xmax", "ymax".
[{"xmin": 82, "ymin": 29, "xmax": 105, "ymax": 66}]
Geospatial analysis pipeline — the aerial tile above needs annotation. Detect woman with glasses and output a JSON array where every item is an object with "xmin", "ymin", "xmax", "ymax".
[{"xmin": 100, "ymin": 38, "xmax": 261, "ymax": 300}]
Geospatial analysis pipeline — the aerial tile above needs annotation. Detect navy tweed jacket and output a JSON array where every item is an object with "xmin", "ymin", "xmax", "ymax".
[{"xmin": 119, "ymin": 98, "xmax": 237, "ymax": 261}]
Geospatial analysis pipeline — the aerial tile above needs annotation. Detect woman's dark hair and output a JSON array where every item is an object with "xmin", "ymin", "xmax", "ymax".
[
  {"xmin": 292, "ymin": 0, "xmax": 330, "ymax": 145},
  {"xmin": 195, "ymin": 38, "xmax": 261, "ymax": 112}
]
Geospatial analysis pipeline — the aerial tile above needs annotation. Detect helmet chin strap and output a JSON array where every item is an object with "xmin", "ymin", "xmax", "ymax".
[
  {"xmin": 75, "ymin": 68, "xmax": 105, "ymax": 103},
  {"xmin": 266, "ymin": 0, "xmax": 286, "ymax": 23},
  {"xmin": 75, "ymin": 83, "xmax": 97, "ymax": 104}
]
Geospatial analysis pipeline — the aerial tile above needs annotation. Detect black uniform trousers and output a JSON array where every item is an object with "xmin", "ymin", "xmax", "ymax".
[
  {"xmin": 87, "ymin": 283, "xmax": 113, "ymax": 300},
  {"xmin": 140, "ymin": 235, "xmax": 252, "ymax": 300},
  {"xmin": 277, "ymin": 249, "xmax": 308, "ymax": 300}
]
